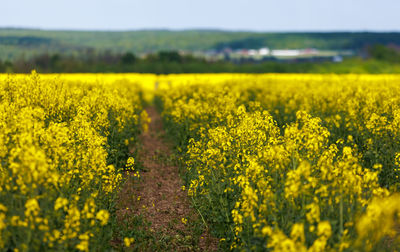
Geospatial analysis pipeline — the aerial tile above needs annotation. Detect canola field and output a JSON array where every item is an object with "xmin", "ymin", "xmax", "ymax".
[
  {"xmin": 0, "ymin": 72, "xmax": 148, "ymax": 251},
  {"xmin": 1, "ymin": 73, "xmax": 400, "ymax": 251},
  {"xmin": 156, "ymin": 74, "xmax": 400, "ymax": 251}
]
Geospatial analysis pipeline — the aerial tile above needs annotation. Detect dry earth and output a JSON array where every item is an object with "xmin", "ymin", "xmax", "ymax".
[{"xmin": 115, "ymin": 107, "xmax": 218, "ymax": 251}]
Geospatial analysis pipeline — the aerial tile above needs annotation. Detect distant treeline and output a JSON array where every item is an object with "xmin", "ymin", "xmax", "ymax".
[
  {"xmin": 1, "ymin": 45, "xmax": 400, "ymax": 74},
  {"xmin": 2, "ymin": 29, "xmax": 400, "ymax": 61}
]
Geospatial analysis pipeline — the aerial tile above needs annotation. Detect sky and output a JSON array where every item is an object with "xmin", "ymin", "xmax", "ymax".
[{"xmin": 1, "ymin": 0, "xmax": 400, "ymax": 32}]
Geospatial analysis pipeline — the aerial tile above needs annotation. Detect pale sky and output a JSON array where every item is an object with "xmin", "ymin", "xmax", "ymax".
[{"xmin": 1, "ymin": 0, "xmax": 400, "ymax": 31}]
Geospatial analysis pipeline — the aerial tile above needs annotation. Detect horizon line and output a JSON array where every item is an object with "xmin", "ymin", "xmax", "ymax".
[{"xmin": 1, "ymin": 26, "xmax": 400, "ymax": 33}]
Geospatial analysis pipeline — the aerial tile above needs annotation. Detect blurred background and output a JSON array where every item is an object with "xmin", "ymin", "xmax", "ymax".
[{"xmin": 1, "ymin": 0, "xmax": 400, "ymax": 73}]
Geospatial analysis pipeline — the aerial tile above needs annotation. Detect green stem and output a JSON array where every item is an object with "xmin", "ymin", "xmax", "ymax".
[
  {"xmin": 191, "ymin": 197, "xmax": 208, "ymax": 230},
  {"xmin": 339, "ymin": 193, "xmax": 343, "ymax": 235}
]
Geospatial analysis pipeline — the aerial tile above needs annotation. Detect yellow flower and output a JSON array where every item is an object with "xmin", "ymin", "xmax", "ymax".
[
  {"xmin": 317, "ymin": 221, "xmax": 332, "ymax": 238},
  {"xmin": 54, "ymin": 197, "xmax": 68, "ymax": 211},
  {"xmin": 124, "ymin": 237, "xmax": 135, "ymax": 247},
  {"xmin": 290, "ymin": 223, "xmax": 305, "ymax": 243},
  {"xmin": 96, "ymin": 210, "xmax": 109, "ymax": 226},
  {"xmin": 0, "ymin": 204, "xmax": 7, "ymax": 212}
]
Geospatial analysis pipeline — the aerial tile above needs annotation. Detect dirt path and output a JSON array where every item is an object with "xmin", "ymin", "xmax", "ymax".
[{"xmin": 116, "ymin": 107, "xmax": 218, "ymax": 251}]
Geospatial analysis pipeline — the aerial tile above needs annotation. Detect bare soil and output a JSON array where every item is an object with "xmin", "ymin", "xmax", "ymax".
[{"xmin": 116, "ymin": 107, "xmax": 218, "ymax": 251}]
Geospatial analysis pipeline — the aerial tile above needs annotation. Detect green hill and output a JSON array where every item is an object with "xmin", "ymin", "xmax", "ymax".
[{"xmin": 1, "ymin": 28, "xmax": 400, "ymax": 60}]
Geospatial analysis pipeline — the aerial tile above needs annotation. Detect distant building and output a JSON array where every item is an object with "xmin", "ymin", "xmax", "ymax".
[
  {"xmin": 248, "ymin": 49, "xmax": 257, "ymax": 56},
  {"xmin": 239, "ymin": 49, "xmax": 249, "ymax": 56},
  {"xmin": 271, "ymin": 49, "xmax": 301, "ymax": 57},
  {"xmin": 301, "ymin": 48, "xmax": 319, "ymax": 55},
  {"xmin": 259, "ymin": 48, "xmax": 270, "ymax": 56}
]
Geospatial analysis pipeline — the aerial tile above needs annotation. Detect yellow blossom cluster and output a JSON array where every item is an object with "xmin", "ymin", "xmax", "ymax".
[
  {"xmin": 157, "ymin": 74, "xmax": 400, "ymax": 251},
  {"xmin": 0, "ymin": 72, "xmax": 147, "ymax": 251}
]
